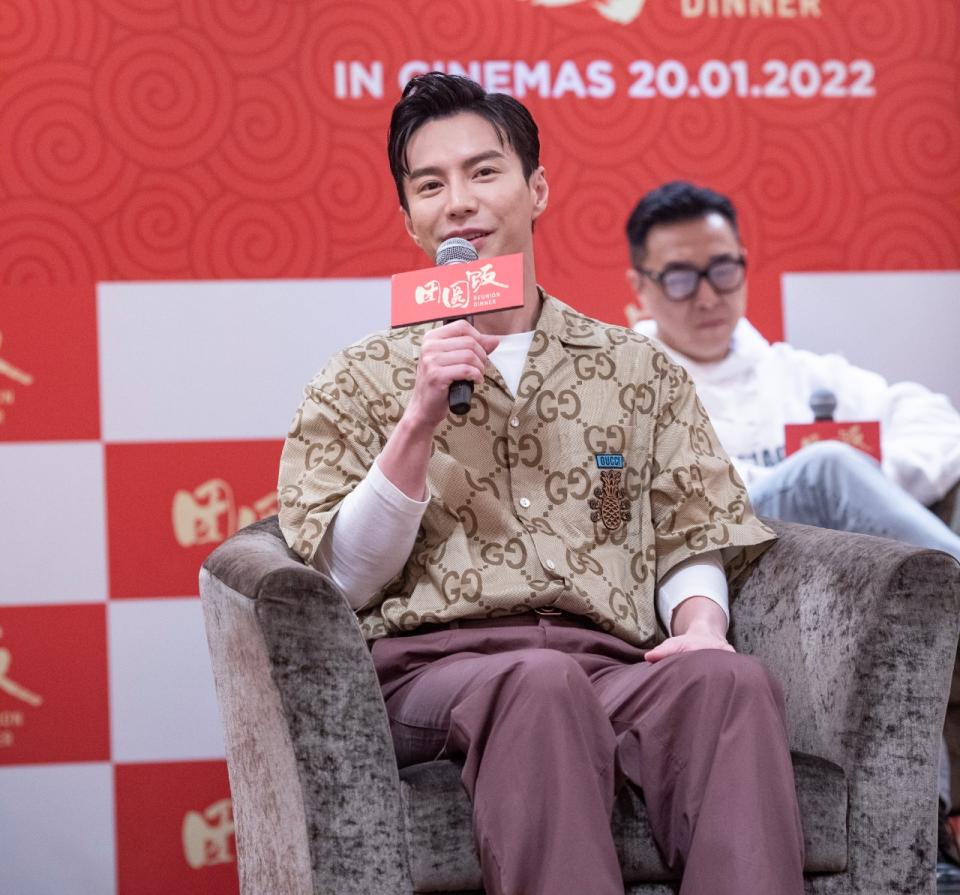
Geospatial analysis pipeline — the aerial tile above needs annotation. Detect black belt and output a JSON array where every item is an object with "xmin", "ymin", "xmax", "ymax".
[{"xmin": 414, "ymin": 608, "xmax": 598, "ymax": 633}]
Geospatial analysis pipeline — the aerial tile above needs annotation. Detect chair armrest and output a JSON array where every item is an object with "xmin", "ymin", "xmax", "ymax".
[
  {"xmin": 201, "ymin": 516, "xmax": 412, "ymax": 895},
  {"xmin": 730, "ymin": 518, "xmax": 960, "ymax": 894}
]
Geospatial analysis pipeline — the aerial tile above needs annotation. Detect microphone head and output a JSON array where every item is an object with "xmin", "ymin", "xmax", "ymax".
[
  {"xmin": 809, "ymin": 388, "xmax": 837, "ymax": 421},
  {"xmin": 436, "ymin": 237, "xmax": 479, "ymax": 266}
]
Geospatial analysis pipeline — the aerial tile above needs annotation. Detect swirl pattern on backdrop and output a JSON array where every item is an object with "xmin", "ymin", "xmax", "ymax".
[
  {"xmin": 207, "ymin": 72, "xmax": 328, "ymax": 201},
  {"xmin": 93, "ymin": 30, "xmax": 236, "ymax": 168},
  {"xmin": 0, "ymin": 0, "xmax": 955, "ymax": 298},
  {"xmin": 851, "ymin": 61, "xmax": 960, "ymax": 195},
  {"xmin": 0, "ymin": 198, "xmax": 108, "ymax": 285},
  {"xmin": 191, "ymin": 195, "xmax": 328, "ymax": 279},
  {"xmin": 746, "ymin": 127, "xmax": 849, "ymax": 257},
  {"xmin": 843, "ymin": 0, "xmax": 926, "ymax": 63},
  {"xmin": 96, "ymin": 0, "xmax": 181, "ymax": 32},
  {"xmin": 848, "ymin": 191, "xmax": 960, "ymax": 270},
  {"xmin": 103, "ymin": 171, "xmax": 206, "ymax": 278},
  {"xmin": 0, "ymin": 63, "xmax": 136, "ymax": 220},
  {"xmin": 298, "ymin": 4, "xmax": 418, "ymax": 127},
  {"xmin": 183, "ymin": 0, "xmax": 309, "ymax": 73},
  {"xmin": 0, "ymin": 0, "xmax": 62, "ymax": 69}
]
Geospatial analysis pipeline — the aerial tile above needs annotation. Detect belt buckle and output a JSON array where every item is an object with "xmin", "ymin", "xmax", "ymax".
[{"xmin": 533, "ymin": 607, "xmax": 564, "ymax": 616}]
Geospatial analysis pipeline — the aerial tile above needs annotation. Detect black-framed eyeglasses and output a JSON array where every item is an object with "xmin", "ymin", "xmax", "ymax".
[{"xmin": 638, "ymin": 256, "xmax": 747, "ymax": 302}]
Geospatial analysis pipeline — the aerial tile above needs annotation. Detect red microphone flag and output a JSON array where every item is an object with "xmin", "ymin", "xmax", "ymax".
[{"xmin": 390, "ymin": 252, "xmax": 525, "ymax": 328}]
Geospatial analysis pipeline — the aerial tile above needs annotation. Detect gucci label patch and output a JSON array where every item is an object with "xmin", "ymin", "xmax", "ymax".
[{"xmin": 595, "ymin": 452, "xmax": 624, "ymax": 469}]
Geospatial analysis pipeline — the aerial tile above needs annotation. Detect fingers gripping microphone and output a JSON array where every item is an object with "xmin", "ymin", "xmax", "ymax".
[{"xmin": 436, "ymin": 237, "xmax": 480, "ymax": 416}]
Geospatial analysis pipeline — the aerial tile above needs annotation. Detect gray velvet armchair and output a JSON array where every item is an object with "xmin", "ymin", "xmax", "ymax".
[{"xmin": 200, "ymin": 515, "xmax": 959, "ymax": 895}]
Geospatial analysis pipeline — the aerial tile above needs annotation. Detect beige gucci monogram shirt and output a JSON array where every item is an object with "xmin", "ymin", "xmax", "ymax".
[{"xmin": 278, "ymin": 294, "xmax": 775, "ymax": 647}]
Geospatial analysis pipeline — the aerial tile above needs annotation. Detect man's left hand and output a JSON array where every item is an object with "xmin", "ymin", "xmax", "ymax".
[{"xmin": 645, "ymin": 595, "xmax": 733, "ymax": 663}]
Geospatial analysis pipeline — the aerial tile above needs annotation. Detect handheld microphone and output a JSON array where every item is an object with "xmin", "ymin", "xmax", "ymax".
[
  {"xmin": 785, "ymin": 387, "xmax": 881, "ymax": 462},
  {"xmin": 435, "ymin": 237, "xmax": 480, "ymax": 416},
  {"xmin": 809, "ymin": 388, "xmax": 837, "ymax": 422}
]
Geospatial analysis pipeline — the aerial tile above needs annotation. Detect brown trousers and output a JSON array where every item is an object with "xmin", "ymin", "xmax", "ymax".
[{"xmin": 372, "ymin": 616, "xmax": 805, "ymax": 895}]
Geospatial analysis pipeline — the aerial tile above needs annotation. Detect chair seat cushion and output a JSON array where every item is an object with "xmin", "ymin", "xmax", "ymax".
[{"xmin": 400, "ymin": 751, "xmax": 847, "ymax": 891}]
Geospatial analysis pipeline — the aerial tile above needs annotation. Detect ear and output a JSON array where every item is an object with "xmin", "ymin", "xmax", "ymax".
[
  {"xmin": 401, "ymin": 206, "xmax": 422, "ymax": 249},
  {"xmin": 529, "ymin": 166, "xmax": 549, "ymax": 222},
  {"xmin": 625, "ymin": 267, "xmax": 648, "ymax": 312}
]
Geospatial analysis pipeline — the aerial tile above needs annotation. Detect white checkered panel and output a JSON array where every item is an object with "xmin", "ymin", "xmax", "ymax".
[
  {"xmin": 0, "ymin": 763, "xmax": 117, "ymax": 895},
  {"xmin": 0, "ymin": 442, "xmax": 107, "ymax": 605},
  {"xmin": 108, "ymin": 599, "xmax": 226, "ymax": 763},
  {"xmin": 783, "ymin": 271, "xmax": 960, "ymax": 411},
  {"xmin": 98, "ymin": 279, "xmax": 391, "ymax": 442}
]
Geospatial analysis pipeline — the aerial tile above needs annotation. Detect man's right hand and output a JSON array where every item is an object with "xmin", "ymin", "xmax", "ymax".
[
  {"xmin": 404, "ymin": 319, "xmax": 500, "ymax": 431},
  {"xmin": 377, "ymin": 320, "xmax": 499, "ymax": 499}
]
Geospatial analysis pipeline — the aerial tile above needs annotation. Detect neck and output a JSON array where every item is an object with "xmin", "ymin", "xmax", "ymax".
[
  {"xmin": 658, "ymin": 331, "xmax": 730, "ymax": 365},
  {"xmin": 474, "ymin": 251, "xmax": 541, "ymax": 335}
]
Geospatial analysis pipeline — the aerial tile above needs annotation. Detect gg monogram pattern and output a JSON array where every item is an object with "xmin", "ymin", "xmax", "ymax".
[{"xmin": 278, "ymin": 295, "xmax": 775, "ymax": 647}]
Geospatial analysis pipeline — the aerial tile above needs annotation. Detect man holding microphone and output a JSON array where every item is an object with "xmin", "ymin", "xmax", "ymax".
[{"xmin": 278, "ymin": 75, "xmax": 804, "ymax": 895}]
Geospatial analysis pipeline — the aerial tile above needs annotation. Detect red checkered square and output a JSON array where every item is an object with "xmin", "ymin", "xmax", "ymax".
[
  {"xmin": 115, "ymin": 760, "xmax": 238, "ymax": 895},
  {"xmin": 106, "ymin": 440, "xmax": 283, "ymax": 598},
  {"xmin": 0, "ymin": 605, "xmax": 109, "ymax": 765},
  {"xmin": 0, "ymin": 286, "xmax": 100, "ymax": 441}
]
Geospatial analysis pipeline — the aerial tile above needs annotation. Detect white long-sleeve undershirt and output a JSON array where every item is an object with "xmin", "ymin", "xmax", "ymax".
[{"xmin": 316, "ymin": 331, "xmax": 729, "ymax": 633}]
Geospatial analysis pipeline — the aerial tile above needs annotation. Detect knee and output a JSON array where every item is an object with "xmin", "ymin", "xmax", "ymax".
[
  {"xmin": 799, "ymin": 439, "xmax": 876, "ymax": 481},
  {"xmin": 677, "ymin": 650, "xmax": 784, "ymax": 708},
  {"xmin": 500, "ymin": 649, "xmax": 594, "ymax": 703}
]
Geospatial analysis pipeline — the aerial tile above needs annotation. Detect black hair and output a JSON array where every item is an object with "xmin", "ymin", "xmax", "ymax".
[
  {"xmin": 388, "ymin": 72, "xmax": 540, "ymax": 211},
  {"xmin": 625, "ymin": 181, "xmax": 739, "ymax": 266}
]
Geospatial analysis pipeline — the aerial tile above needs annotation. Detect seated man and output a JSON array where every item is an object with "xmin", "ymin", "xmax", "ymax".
[
  {"xmin": 624, "ymin": 178, "xmax": 960, "ymax": 874},
  {"xmin": 278, "ymin": 75, "xmax": 805, "ymax": 895},
  {"xmin": 624, "ymin": 180, "xmax": 960, "ymax": 563}
]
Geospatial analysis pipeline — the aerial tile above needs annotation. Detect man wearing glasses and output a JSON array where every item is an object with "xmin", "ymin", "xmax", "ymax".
[
  {"xmin": 624, "ymin": 179, "xmax": 960, "ymax": 571},
  {"xmin": 625, "ymin": 179, "xmax": 960, "ymax": 879}
]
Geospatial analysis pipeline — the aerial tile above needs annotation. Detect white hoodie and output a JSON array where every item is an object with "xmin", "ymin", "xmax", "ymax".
[{"xmin": 633, "ymin": 317, "xmax": 960, "ymax": 505}]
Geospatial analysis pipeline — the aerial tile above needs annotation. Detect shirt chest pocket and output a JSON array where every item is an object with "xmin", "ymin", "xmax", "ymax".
[{"xmin": 540, "ymin": 424, "xmax": 649, "ymax": 541}]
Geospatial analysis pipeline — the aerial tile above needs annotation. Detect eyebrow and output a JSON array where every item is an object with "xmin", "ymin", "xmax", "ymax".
[
  {"xmin": 406, "ymin": 150, "xmax": 506, "ymax": 182},
  {"xmin": 662, "ymin": 253, "xmax": 740, "ymax": 269}
]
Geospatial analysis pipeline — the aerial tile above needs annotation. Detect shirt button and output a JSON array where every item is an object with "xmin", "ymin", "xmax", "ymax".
[
  {"xmin": 510, "ymin": 417, "xmax": 520, "ymax": 428},
  {"xmin": 545, "ymin": 560, "xmax": 556, "ymax": 570},
  {"xmin": 519, "ymin": 497, "xmax": 531, "ymax": 509}
]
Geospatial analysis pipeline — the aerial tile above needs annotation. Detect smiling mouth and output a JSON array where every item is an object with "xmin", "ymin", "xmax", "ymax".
[{"xmin": 444, "ymin": 230, "xmax": 491, "ymax": 244}]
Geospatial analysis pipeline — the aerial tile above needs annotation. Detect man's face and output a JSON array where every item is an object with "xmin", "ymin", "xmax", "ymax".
[
  {"xmin": 626, "ymin": 212, "xmax": 747, "ymax": 363},
  {"xmin": 401, "ymin": 111, "xmax": 548, "ymax": 263}
]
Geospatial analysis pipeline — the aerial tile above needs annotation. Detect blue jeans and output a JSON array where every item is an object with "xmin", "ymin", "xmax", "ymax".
[
  {"xmin": 749, "ymin": 440, "xmax": 960, "ymax": 562},
  {"xmin": 750, "ymin": 440, "xmax": 960, "ymax": 808}
]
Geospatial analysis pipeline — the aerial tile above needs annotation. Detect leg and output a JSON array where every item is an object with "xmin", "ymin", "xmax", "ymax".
[
  {"xmin": 589, "ymin": 648, "xmax": 804, "ymax": 895},
  {"xmin": 749, "ymin": 441, "xmax": 960, "ymax": 560},
  {"xmin": 372, "ymin": 627, "xmax": 624, "ymax": 895}
]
